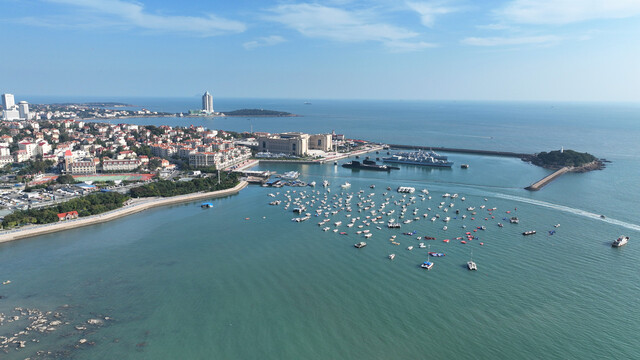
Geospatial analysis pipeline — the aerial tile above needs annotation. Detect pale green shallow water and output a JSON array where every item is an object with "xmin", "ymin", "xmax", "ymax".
[{"xmin": 1, "ymin": 100, "xmax": 639, "ymax": 359}]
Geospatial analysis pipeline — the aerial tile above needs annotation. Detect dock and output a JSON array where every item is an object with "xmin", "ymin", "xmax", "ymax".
[{"xmin": 525, "ymin": 167, "xmax": 571, "ymax": 191}]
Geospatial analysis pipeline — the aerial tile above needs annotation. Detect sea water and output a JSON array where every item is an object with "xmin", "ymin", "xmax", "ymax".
[{"xmin": 1, "ymin": 99, "xmax": 639, "ymax": 359}]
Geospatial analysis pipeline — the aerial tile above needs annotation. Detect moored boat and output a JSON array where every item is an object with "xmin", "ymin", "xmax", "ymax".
[
  {"xmin": 354, "ymin": 242, "xmax": 367, "ymax": 248},
  {"xmin": 522, "ymin": 230, "xmax": 536, "ymax": 236}
]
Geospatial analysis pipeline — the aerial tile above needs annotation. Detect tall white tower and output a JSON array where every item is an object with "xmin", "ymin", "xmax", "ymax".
[
  {"xmin": 202, "ymin": 91, "xmax": 214, "ymax": 114},
  {"xmin": 18, "ymin": 101, "xmax": 29, "ymax": 120},
  {"xmin": 2, "ymin": 94, "xmax": 15, "ymax": 110}
]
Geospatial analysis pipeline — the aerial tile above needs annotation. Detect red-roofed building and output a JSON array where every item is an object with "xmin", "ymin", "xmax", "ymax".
[{"xmin": 57, "ymin": 211, "xmax": 79, "ymax": 221}]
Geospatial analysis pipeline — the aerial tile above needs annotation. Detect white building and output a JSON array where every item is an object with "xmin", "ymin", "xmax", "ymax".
[
  {"xmin": 18, "ymin": 101, "xmax": 30, "ymax": 120},
  {"xmin": 2, "ymin": 94, "xmax": 15, "ymax": 110},
  {"xmin": 202, "ymin": 91, "xmax": 214, "ymax": 114}
]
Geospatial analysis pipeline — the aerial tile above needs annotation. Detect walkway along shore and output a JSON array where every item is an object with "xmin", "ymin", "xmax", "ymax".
[{"xmin": 0, "ymin": 181, "xmax": 248, "ymax": 243}]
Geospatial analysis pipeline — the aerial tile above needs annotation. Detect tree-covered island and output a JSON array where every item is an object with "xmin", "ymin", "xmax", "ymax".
[{"xmin": 530, "ymin": 149, "xmax": 604, "ymax": 172}]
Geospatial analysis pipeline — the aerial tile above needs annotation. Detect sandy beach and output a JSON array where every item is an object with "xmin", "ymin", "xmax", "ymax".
[{"xmin": 0, "ymin": 181, "xmax": 248, "ymax": 243}]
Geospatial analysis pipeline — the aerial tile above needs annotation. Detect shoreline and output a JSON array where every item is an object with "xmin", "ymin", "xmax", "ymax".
[{"xmin": 0, "ymin": 181, "xmax": 248, "ymax": 243}]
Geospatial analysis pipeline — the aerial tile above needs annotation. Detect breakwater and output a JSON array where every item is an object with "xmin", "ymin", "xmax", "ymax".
[
  {"xmin": 525, "ymin": 167, "xmax": 571, "ymax": 191},
  {"xmin": 388, "ymin": 144, "xmax": 534, "ymax": 160}
]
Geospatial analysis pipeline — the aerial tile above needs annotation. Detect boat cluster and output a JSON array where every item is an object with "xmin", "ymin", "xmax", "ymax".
[{"xmin": 264, "ymin": 182, "xmax": 546, "ymax": 271}]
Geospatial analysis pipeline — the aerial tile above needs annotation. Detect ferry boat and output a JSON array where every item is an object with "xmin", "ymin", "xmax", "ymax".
[
  {"xmin": 383, "ymin": 151, "xmax": 453, "ymax": 168},
  {"xmin": 612, "ymin": 235, "xmax": 629, "ymax": 247},
  {"xmin": 354, "ymin": 242, "xmax": 367, "ymax": 248}
]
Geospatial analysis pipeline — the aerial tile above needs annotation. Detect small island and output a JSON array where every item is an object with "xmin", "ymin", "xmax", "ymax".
[
  {"xmin": 530, "ymin": 149, "xmax": 604, "ymax": 172},
  {"xmin": 525, "ymin": 149, "xmax": 605, "ymax": 191},
  {"xmin": 221, "ymin": 109, "xmax": 297, "ymax": 117}
]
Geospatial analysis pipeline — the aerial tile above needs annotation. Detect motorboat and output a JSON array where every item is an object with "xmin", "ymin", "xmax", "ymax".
[
  {"xmin": 612, "ymin": 235, "xmax": 629, "ymax": 247},
  {"xmin": 354, "ymin": 242, "xmax": 367, "ymax": 248}
]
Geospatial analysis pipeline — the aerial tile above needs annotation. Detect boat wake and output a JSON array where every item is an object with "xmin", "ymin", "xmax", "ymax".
[{"xmin": 491, "ymin": 193, "xmax": 640, "ymax": 232}]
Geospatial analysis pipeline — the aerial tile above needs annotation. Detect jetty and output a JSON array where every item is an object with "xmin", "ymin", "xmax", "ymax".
[
  {"xmin": 388, "ymin": 144, "xmax": 533, "ymax": 160},
  {"xmin": 525, "ymin": 167, "xmax": 571, "ymax": 191}
]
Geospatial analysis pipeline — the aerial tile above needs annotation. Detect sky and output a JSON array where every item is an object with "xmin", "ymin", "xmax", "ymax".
[{"xmin": 1, "ymin": 0, "xmax": 640, "ymax": 101}]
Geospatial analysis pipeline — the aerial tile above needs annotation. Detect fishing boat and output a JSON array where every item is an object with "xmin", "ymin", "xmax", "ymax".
[{"xmin": 612, "ymin": 235, "xmax": 629, "ymax": 247}]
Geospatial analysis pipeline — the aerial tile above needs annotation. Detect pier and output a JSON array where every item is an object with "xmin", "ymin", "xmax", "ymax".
[
  {"xmin": 388, "ymin": 144, "xmax": 534, "ymax": 160},
  {"xmin": 525, "ymin": 167, "xmax": 571, "ymax": 191}
]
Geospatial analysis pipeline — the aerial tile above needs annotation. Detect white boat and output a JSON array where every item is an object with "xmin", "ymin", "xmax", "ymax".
[
  {"xmin": 388, "ymin": 254, "xmax": 396, "ymax": 260},
  {"xmin": 309, "ymin": 181, "xmax": 316, "ymax": 187},
  {"xmin": 407, "ymin": 246, "xmax": 414, "ymax": 251},
  {"xmin": 442, "ymin": 226, "xmax": 448, "ymax": 231},
  {"xmin": 364, "ymin": 233, "xmax": 372, "ymax": 238},
  {"xmin": 341, "ymin": 182, "xmax": 351, "ymax": 189},
  {"xmin": 554, "ymin": 224, "xmax": 560, "ymax": 228},
  {"xmin": 322, "ymin": 180, "xmax": 330, "ymax": 187},
  {"xmin": 612, "ymin": 235, "xmax": 629, "ymax": 247},
  {"xmin": 467, "ymin": 252, "xmax": 477, "ymax": 271},
  {"xmin": 421, "ymin": 245, "xmax": 434, "ymax": 270}
]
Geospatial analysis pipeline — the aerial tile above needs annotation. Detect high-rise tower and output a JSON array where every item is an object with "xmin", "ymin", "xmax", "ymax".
[{"xmin": 202, "ymin": 91, "xmax": 214, "ymax": 114}]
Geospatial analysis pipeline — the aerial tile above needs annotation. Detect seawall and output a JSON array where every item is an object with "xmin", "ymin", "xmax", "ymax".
[
  {"xmin": 388, "ymin": 144, "xmax": 533, "ymax": 159},
  {"xmin": 525, "ymin": 167, "xmax": 571, "ymax": 191},
  {"xmin": 0, "ymin": 181, "xmax": 248, "ymax": 243}
]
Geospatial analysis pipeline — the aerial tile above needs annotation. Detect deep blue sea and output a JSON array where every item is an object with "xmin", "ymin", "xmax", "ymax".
[{"xmin": 1, "ymin": 98, "xmax": 639, "ymax": 359}]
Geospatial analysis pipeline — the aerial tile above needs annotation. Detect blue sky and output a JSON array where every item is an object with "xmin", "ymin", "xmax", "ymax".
[{"xmin": 2, "ymin": 0, "xmax": 640, "ymax": 101}]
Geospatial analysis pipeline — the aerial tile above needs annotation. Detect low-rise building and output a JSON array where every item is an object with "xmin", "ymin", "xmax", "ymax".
[
  {"xmin": 68, "ymin": 160, "xmax": 97, "ymax": 175},
  {"xmin": 102, "ymin": 158, "xmax": 142, "ymax": 172}
]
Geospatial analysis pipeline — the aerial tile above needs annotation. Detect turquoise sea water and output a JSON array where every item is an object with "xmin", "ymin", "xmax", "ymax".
[{"xmin": 1, "ymin": 99, "xmax": 639, "ymax": 359}]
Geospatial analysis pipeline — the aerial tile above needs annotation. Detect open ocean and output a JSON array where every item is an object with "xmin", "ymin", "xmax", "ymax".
[{"xmin": 1, "ymin": 98, "xmax": 639, "ymax": 359}]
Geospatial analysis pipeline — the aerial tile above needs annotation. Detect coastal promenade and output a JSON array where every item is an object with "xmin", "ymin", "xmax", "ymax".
[{"xmin": 0, "ymin": 181, "xmax": 248, "ymax": 243}]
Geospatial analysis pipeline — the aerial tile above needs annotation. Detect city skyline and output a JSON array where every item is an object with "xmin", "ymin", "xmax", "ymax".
[{"xmin": 2, "ymin": 0, "xmax": 640, "ymax": 101}]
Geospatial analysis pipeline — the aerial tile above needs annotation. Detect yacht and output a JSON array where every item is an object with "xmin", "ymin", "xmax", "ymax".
[
  {"xmin": 467, "ymin": 260, "xmax": 477, "ymax": 270},
  {"xmin": 341, "ymin": 182, "xmax": 351, "ymax": 189},
  {"xmin": 322, "ymin": 180, "xmax": 330, "ymax": 187},
  {"xmin": 612, "ymin": 235, "xmax": 629, "ymax": 247},
  {"xmin": 354, "ymin": 242, "xmax": 367, "ymax": 248},
  {"xmin": 510, "ymin": 217, "xmax": 519, "ymax": 224}
]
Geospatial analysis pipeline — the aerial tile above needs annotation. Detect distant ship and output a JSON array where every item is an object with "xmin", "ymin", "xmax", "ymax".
[
  {"xmin": 394, "ymin": 150, "xmax": 448, "ymax": 160},
  {"xmin": 342, "ymin": 160, "xmax": 396, "ymax": 172},
  {"xmin": 382, "ymin": 151, "xmax": 453, "ymax": 168}
]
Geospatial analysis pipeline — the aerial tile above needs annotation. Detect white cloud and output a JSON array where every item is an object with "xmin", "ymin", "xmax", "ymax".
[
  {"xmin": 266, "ymin": 3, "xmax": 432, "ymax": 51},
  {"xmin": 43, "ymin": 0, "xmax": 246, "ymax": 35},
  {"xmin": 476, "ymin": 23, "xmax": 512, "ymax": 30},
  {"xmin": 385, "ymin": 41, "xmax": 437, "ymax": 52},
  {"xmin": 243, "ymin": 35, "xmax": 286, "ymax": 50},
  {"xmin": 498, "ymin": 0, "xmax": 640, "ymax": 25},
  {"xmin": 406, "ymin": 1, "xmax": 460, "ymax": 27},
  {"xmin": 462, "ymin": 35, "xmax": 561, "ymax": 46}
]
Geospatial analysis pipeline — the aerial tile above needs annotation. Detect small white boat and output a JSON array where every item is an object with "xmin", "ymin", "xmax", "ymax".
[
  {"xmin": 388, "ymin": 254, "xmax": 396, "ymax": 260},
  {"xmin": 442, "ymin": 226, "xmax": 448, "ymax": 231},
  {"xmin": 554, "ymin": 224, "xmax": 561, "ymax": 228},
  {"xmin": 341, "ymin": 182, "xmax": 351, "ymax": 189},
  {"xmin": 407, "ymin": 246, "xmax": 414, "ymax": 251},
  {"xmin": 612, "ymin": 235, "xmax": 629, "ymax": 247}
]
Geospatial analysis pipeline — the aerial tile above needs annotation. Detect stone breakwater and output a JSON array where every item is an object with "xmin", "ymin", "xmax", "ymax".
[{"xmin": 0, "ymin": 181, "xmax": 248, "ymax": 243}]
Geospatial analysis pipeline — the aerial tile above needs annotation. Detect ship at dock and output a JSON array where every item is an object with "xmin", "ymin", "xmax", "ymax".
[
  {"xmin": 342, "ymin": 160, "xmax": 397, "ymax": 172},
  {"xmin": 382, "ymin": 150, "xmax": 453, "ymax": 168}
]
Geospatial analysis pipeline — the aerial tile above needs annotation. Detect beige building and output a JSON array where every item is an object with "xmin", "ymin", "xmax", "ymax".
[
  {"xmin": 102, "ymin": 158, "xmax": 142, "ymax": 172},
  {"xmin": 309, "ymin": 134, "xmax": 333, "ymax": 152},
  {"xmin": 257, "ymin": 132, "xmax": 310, "ymax": 156},
  {"xmin": 68, "ymin": 160, "xmax": 97, "ymax": 175}
]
